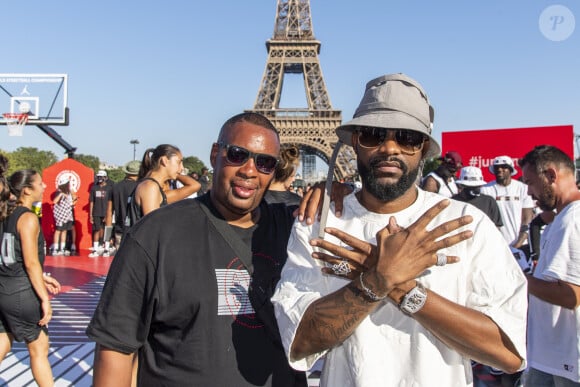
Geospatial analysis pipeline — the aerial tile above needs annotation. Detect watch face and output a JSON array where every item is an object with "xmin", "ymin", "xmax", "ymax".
[{"xmin": 401, "ymin": 285, "xmax": 427, "ymax": 314}]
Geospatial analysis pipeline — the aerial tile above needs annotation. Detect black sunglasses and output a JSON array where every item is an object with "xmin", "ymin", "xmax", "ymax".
[
  {"xmin": 218, "ymin": 142, "xmax": 279, "ymax": 174},
  {"xmin": 356, "ymin": 126, "xmax": 426, "ymax": 154}
]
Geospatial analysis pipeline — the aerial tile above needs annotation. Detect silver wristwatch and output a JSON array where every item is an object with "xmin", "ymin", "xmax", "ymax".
[{"xmin": 399, "ymin": 282, "xmax": 427, "ymax": 314}]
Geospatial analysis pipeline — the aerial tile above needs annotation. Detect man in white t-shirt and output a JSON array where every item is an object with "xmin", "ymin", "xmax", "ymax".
[
  {"xmin": 481, "ymin": 155, "xmax": 534, "ymax": 250},
  {"xmin": 272, "ymin": 74, "xmax": 527, "ymax": 386},
  {"xmin": 520, "ymin": 145, "xmax": 580, "ymax": 386}
]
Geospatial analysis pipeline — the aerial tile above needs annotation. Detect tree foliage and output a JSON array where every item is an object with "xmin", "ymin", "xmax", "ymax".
[
  {"xmin": 183, "ymin": 156, "xmax": 207, "ymax": 175},
  {"xmin": 422, "ymin": 157, "xmax": 441, "ymax": 177},
  {"xmin": 73, "ymin": 154, "xmax": 100, "ymax": 172},
  {"xmin": 1, "ymin": 147, "xmax": 58, "ymax": 175}
]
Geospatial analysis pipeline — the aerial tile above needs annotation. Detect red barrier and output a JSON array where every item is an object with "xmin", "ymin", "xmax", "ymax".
[
  {"xmin": 41, "ymin": 158, "xmax": 95, "ymax": 251},
  {"xmin": 442, "ymin": 125, "xmax": 574, "ymax": 181}
]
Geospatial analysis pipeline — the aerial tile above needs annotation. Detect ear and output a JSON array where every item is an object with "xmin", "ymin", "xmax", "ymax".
[
  {"xmin": 544, "ymin": 167, "xmax": 557, "ymax": 183},
  {"xmin": 210, "ymin": 142, "xmax": 219, "ymax": 169}
]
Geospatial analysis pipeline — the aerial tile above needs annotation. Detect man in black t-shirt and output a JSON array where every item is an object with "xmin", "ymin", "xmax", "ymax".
[
  {"xmin": 112, "ymin": 160, "xmax": 140, "ymax": 247},
  {"xmin": 87, "ymin": 113, "xmax": 307, "ymax": 386},
  {"xmin": 89, "ymin": 170, "xmax": 113, "ymax": 257},
  {"xmin": 452, "ymin": 166, "xmax": 503, "ymax": 227}
]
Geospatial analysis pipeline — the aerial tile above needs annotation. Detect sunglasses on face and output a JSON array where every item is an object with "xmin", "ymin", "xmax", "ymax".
[
  {"xmin": 356, "ymin": 126, "xmax": 426, "ymax": 154},
  {"xmin": 218, "ymin": 142, "xmax": 279, "ymax": 174}
]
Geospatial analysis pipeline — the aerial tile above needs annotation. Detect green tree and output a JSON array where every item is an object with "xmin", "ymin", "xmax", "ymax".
[
  {"xmin": 4, "ymin": 147, "xmax": 58, "ymax": 175},
  {"xmin": 74, "ymin": 154, "xmax": 100, "ymax": 172},
  {"xmin": 422, "ymin": 157, "xmax": 441, "ymax": 178},
  {"xmin": 183, "ymin": 156, "xmax": 207, "ymax": 175}
]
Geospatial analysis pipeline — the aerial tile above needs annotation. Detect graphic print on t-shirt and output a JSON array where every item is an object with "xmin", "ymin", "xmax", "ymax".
[{"xmin": 216, "ymin": 267, "xmax": 253, "ymax": 317}]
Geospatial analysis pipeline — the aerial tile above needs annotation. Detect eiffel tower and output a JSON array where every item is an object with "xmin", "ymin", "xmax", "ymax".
[{"xmin": 247, "ymin": 0, "xmax": 356, "ymax": 180}]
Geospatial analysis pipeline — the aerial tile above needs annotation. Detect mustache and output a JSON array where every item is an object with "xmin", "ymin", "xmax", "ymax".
[{"xmin": 369, "ymin": 156, "xmax": 407, "ymax": 172}]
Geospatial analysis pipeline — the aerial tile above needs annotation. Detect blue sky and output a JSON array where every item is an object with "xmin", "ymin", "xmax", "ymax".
[{"xmin": 2, "ymin": 1, "xmax": 579, "ymax": 171}]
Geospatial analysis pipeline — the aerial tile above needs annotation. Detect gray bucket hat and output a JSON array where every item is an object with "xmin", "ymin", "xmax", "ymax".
[
  {"xmin": 122, "ymin": 160, "xmax": 141, "ymax": 175},
  {"xmin": 336, "ymin": 73, "xmax": 441, "ymax": 158}
]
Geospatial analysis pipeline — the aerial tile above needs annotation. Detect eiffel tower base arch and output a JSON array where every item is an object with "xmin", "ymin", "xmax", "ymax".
[{"xmin": 248, "ymin": 109, "xmax": 357, "ymax": 181}]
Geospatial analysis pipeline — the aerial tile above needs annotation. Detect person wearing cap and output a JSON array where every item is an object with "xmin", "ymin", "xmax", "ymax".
[
  {"xmin": 519, "ymin": 145, "xmax": 580, "ymax": 386},
  {"xmin": 51, "ymin": 175, "xmax": 77, "ymax": 255},
  {"xmin": 421, "ymin": 150, "xmax": 462, "ymax": 197},
  {"xmin": 112, "ymin": 160, "xmax": 141, "ymax": 248},
  {"xmin": 452, "ymin": 166, "xmax": 503, "ymax": 228},
  {"xmin": 89, "ymin": 170, "xmax": 113, "ymax": 257},
  {"xmin": 272, "ymin": 73, "xmax": 527, "ymax": 386},
  {"xmin": 481, "ymin": 155, "xmax": 534, "ymax": 252}
]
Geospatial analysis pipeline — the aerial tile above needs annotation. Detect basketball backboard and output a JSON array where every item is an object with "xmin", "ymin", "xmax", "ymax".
[{"xmin": 0, "ymin": 73, "xmax": 68, "ymax": 126}]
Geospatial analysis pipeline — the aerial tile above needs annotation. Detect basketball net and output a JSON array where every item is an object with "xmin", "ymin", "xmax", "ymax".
[{"xmin": 2, "ymin": 113, "xmax": 28, "ymax": 136}]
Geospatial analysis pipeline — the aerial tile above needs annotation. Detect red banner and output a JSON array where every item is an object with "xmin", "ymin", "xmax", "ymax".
[{"xmin": 442, "ymin": 125, "xmax": 574, "ymax": 181}]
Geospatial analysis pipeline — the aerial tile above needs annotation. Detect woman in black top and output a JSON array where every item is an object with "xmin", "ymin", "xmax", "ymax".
[{"xmin": 0, "ymin": 162, "xmax": 61, "ymax": 386}]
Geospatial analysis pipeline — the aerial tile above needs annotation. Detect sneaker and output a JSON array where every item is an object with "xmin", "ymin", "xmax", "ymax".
[
  {"xmin": 102, "ymin": 250, "xmax": 111, "ymax": 258},
  {"xmin": 54, "ymin": 250, "xmax": 64, "ymax": 256},
  {"xmin": 88, "ymin": 249, "xmax": 103, "ymax": 258},
  {"xmin": 64, "ymin": 250, "xmax": 71, "ymax": 256}
]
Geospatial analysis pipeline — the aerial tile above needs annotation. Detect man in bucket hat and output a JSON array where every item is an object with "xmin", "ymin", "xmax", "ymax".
[
  {"xmin": 272, "ymin": 73, "xmax": 527, "ymax": 386},
  {"xmin": 112, "ymin": 160, "xmax": 141, "ymax": 248},
  {"xmin": 452, "ymin": 166, "xmax": 503, "ymax": 227},
  {"xmin": 481, "ymin": 155, "xmax": 534, "ymax": 251}
]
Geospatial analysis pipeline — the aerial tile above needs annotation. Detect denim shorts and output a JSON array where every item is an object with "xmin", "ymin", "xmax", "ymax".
[{"xmin": 524, "ymin": 368, "xmax": 580, "ymax": 387}]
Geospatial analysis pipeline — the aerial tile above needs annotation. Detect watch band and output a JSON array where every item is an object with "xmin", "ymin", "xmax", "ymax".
[
  {"xmin": 399, "ymin": 282, "xmax": 427, "ymax": 314},
  {"xmin": 358, "ymin": 272, "xmax": 386, "ymax": 302}
]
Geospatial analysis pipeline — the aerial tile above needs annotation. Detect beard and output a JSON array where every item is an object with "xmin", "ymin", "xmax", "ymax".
[
  {"xmin": 358, "ymin": 155, "xmax": 419, "ymax": 201},
  {"xmin": 536, "ymin": 180, "xmax": 556, "ymax": 211}
]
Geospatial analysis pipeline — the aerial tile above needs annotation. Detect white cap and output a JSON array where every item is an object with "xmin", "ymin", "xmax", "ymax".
[
  {"xmin": 489, "ymin": 156, "xmax": 517, "ymax": 176},
  {"xmin": 96, "ymin": 170, "xmax": 107, "ymax": 177},
  {"xmin": 456, "ymin": 166, "xmax": 486, "ymax": 187},
  {"xmin": 57, "ymin": 175, "xmax": 70, "ymax": 186}
]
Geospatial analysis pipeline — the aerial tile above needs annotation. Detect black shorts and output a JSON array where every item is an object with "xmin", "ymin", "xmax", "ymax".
[
  {"xmin": 92, "ymin": 216, "xmax": 106, "ymax": 231},
  {"xmin": 55, "ymin": 220, "xmax": 74, "ymax": 231},
  {"xmin": 0, "ymin": 287, "xmax": 49, "ymax": 343}
]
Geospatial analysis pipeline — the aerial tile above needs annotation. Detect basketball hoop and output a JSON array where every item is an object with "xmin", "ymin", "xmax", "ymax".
[{"xmin": 2, "ymin": 113, "xmax": 28, "ymax": 136}]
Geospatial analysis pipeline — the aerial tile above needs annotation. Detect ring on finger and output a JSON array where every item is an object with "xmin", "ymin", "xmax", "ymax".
[
  {"xmin": 436, "ymin": 252, "xmax": 447, "ymax": 266},
  {"xmin": 331, "ymin": 260, "xmax": 352, "ymax": 276}
]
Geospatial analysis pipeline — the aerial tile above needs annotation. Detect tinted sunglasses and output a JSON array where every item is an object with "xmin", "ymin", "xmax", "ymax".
[
  {"xmin": 218, "ymin": 142, "xmax": 279, "ymax": 174},
  {"xmin": 356, "ymin": 126, "xmax": 426, "ymax": 154}
]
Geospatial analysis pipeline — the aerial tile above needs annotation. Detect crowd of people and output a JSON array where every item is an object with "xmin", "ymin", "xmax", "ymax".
[{"xmin": 0, "ymin": 72, "xmax": 578, "ymax": 387}]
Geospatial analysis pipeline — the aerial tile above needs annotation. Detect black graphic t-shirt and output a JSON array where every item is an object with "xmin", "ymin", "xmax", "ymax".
[
  {"xmin": 87, "ymin": 195, "xmax": 305, "ymax": 386},
  {"xmin": 89, "ymin": 183, "xmax": 113, "ymax": 217}
]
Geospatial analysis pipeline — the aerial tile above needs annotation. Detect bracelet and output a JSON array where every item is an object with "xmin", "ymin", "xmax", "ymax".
[{"xmin": 358, "ymin": 272, "xmax": 386, "ymax": 302}]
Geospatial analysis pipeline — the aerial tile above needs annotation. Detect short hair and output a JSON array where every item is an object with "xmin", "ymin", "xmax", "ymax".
[
  {"xmin": 217, "ymin": 112, "xmax": 279, "ymax": 143},
  {"xmin": 519, "ymin": 145, "xmax": 575, "ymax": 174}
]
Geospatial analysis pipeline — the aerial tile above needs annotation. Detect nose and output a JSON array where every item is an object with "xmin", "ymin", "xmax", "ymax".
[
  {"xmin": 376, "ymin": 131, "xmax": 401, "ymax": 154},
  {"xmin": 237, "ymin": 155, "xmax": 258, "ymax": 176}
]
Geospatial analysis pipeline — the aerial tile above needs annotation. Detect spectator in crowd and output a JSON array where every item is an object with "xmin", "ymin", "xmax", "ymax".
[
  {"xmin": 264, "ymin": 144, "xmax": 302, "ymax": 206},
  {"xmin": 87, "ymin": 112, "xmax": 306, "ymax": 386},
  {"xmin": 50, "ymin": 176, "xmax": 77, "ymax": 255},
  {"xmin": 420, "ymin": 151, "xmax": 462, "ymax": 197},
  {"xmin": 452, "ymin": 166, "xmax": 503, "ymax": 227},
  {"xmin": 272, "ymin": 73, "xmax": 527, "ymax": 386},
  {"xmin": 528, "ymin": 209, "xmax": 555, "ymax": 262},
  {"xmin": 125, "ymin": 144, "xmax": 201, "ymax": 227},
  {"xmin": 198, "ymin": 167, "xmax": 211, "ymax": 195},
  {"xmin": 89, "ymin": 170, "xmax": 113, "ymax": 257},
  {"xmin": 481, "ymin": 155, "xmax": 534, "ymax": 254},
  {"xmin": 0, "ymin": 165, "xmax": 62, "ymax": 387},
  {"xmin": 519, "ymin": 145, "xmax": 580, "ymax": 386},
  {"xmin": 112, "ymin": 160, "xmax": 140, "ymax": 248}
]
